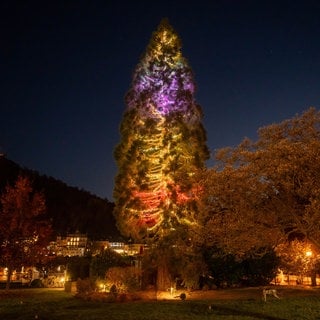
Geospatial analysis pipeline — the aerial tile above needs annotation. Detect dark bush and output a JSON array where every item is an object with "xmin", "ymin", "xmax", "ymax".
[
  {"xmin": 76, "ymin": 278, "xmax": 95, "ymax": 294},
  {"xmin": 203, "ymin": 247, "xmax": 280, "ymax": 287},
  {"xmin": 180, "ymin": 293, "xmax": 186, "ymax": 300},
  {"xmin": 30, "ymin": 279, "xmax": 44, "ymax": 288},
  {"xmin": 67, "ymin": 256, "xmax": 91, "ymax": 281}
]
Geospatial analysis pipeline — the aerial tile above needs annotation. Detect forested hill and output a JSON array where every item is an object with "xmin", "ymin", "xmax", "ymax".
[{"xmin": 0, "ymin": 155, "xmax": 122, "ymax": 241}]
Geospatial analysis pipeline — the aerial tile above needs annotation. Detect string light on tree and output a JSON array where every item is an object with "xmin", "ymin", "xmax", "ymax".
[{"xmin": 114, "ymin": 18, "xmax": 209, "ymax": 241}]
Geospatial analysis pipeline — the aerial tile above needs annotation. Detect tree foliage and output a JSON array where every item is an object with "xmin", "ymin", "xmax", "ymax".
[
  {"xmin": 106, "ymin": 266, "xmax": 141, "ymax": 293},
  {"xmin": 114, "ymin": 18, "xmax": 209, "ymax": 243},
  {"xmin": 66, "ymin": 256, "xmax": 91, "ymax": 281},
  {"xmin": 276, "ymin": 240, "xmax": 317, "ymax": 278},
  {"xmin": 90, "ymin": 248, "xmax": 130, "ymax": 279},
  {"xmin": 203, "ymin": 247, "xmax": 279, "ymax": 288},
  {"xmin": 199, "ymin": 107, "xmax": 320, "ymax": 256},
  {"xmin": 0, "ymin": 176, "xmax": 52, "ymax": 288},
  {"xmin": 114, "ymin": 19, "xmax": 209, "ymax": 290}
]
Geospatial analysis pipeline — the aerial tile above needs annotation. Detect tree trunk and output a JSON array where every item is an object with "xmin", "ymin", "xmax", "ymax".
[
  {"xmin": 5, "ymin": 265, "xmax": 12, "ymax": 290},
  {"xmin": 156, "ymin": 257, "xmax": 171, "ymax": 291},
  {"xmin": 311, "ymin": 270, "xmax": 317, "ymax": 286}
]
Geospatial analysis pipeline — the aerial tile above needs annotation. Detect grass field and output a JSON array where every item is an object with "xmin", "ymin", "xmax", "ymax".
[{"xmin": 0, "ymin": 287, "xmax": 320, "ymax": 320}]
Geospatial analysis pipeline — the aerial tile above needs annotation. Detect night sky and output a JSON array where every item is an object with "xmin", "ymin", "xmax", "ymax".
[{"xmin": 1, "ymin": 0, "xmax": 320, "ymax": 200}]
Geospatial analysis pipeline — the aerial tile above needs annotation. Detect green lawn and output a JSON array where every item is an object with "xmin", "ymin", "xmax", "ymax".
[{"xmin": 0, "ymin": 288, "xmax": 320, "ymax": 320}]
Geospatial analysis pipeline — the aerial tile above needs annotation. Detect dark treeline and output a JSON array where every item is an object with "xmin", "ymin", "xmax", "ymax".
[{"xmin": 0, "ymin": 155, "xmax": 121, "ymax": 241}]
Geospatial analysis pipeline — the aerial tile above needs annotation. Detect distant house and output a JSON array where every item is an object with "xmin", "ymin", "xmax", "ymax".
[
  {"xmin": 48, "ymin": 232, "xmax": 146, "ymax": 258},
  {"xmin": 89, "ymin": 241, "xmax": 146, "ymax": 256},
  {"xmin": 49, "ymin": 232, "xmax": 88, "ymax": 257}
]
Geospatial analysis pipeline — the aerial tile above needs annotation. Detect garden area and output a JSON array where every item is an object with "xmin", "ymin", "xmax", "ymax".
[{"xmin": 0, "ymin": 286, "xmax": 320, "ymax": 320}]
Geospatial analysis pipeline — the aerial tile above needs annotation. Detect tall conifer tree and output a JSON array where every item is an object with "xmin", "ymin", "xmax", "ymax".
[{"xmin": 114, "ymin": 19, "xmax": 209, "ymax": 243}]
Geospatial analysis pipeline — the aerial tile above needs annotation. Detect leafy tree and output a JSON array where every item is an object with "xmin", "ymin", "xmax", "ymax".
[
  {"xmin": 203, "ymin": 247, "xmax": 279, "ymax": 288},
  {"xmin": 0, "ymin": 176, "xmax": 51, "ymax": 289},
  {"xmin": 106, "ymin": 266, "xmax": 141, "ymax": 293},
  {"xmin": 114, "ymin": 19, "xmax": 209, "ymax": 289},
  {"xmin": 203, "ymin": 247, "xmax": 242, "ymax": 288},
  {"xmin": 276, "ymin": 240, "xmax": 319, "ymax": 285},
  {"xmin": 66, "ymin": 256, "xmax": 91, "ymax": 281},
  {"xmin": 240, "ymin": 250, "xmax": 280, "ymax": 286},
  {"xmin": 199, "ymin": 107, "xmax": 320, "ymax": 256},
  {"xmin": 140, "ymin": 231, "xmax": 206, "ymax": 291},
  {"xmin": 175, "ymin": 248, "xmax": 206, "ymax": 291},
  {"xmin": 197, "ymin": 165, "xmax": 283, "ymax": 256},
  {"xmin": 90, "ymin": 248, "xmax": 129, "ymax": 279}
]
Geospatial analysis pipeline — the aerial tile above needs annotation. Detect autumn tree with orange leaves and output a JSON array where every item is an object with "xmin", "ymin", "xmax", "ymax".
[
  {"xmin": 199, "ymin": 108, "xmax": 320, "ymax": 257},
  {"xmin": 0, "ymin": 176, "xmax": 52, "ymax": 289}
]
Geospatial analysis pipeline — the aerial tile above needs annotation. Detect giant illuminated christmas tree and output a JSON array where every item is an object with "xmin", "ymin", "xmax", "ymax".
[{"xmin": 114, "ymin": 19, "xmax": 209, "ymax": 243}]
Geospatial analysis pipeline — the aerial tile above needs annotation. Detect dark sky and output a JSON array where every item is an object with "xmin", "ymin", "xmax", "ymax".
[{"xmin": 1, "ymin": 0, "xmax": 320, "ymax": 200}]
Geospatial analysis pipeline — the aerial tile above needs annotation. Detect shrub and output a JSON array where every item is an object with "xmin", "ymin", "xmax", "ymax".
[
  {"xmin": 90, "ymin": 248, "xmax": 130, "ymax": 279},
  {"xmin": 180, "ymin": 293, "xmax": 186, "ymax": 300},
  {"xmin": 76, "ymin": 278, "xmax": 95, "ymax": 294},
  {"xmin": 30, "ymin": 279, "xmax": 44, "ymax": 288},
  {"xmin": 106, "ymin": 266, "xmax": 141, "ymax": 293},
  {"xmin": 66, "ymin": 256, "xmax": 91, "ymax": 281},
  {"xmin": 109, "ymin": 283, "xmax": 118, "ymax": 299}
]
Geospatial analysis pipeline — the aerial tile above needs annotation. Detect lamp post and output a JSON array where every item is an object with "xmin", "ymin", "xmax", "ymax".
[{"xmin": 305, "ymin": 249, "xmax": 317, "ymax": 286}]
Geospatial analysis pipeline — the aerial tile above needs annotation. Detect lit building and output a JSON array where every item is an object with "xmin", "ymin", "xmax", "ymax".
[{"xmin": 49, "ymin": 232, "xmax": 88, "ymax": 257}]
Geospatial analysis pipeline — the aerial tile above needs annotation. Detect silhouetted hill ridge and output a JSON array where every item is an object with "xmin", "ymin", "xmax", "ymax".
[{"xmin": 0, "ymin": 155, "xmax": 122, "ymax": 241}]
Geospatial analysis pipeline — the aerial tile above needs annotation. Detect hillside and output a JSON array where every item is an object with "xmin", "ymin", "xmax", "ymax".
[{"xmin": 0, "ymin": 155, "xmax": 122, "ymax": 241}]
